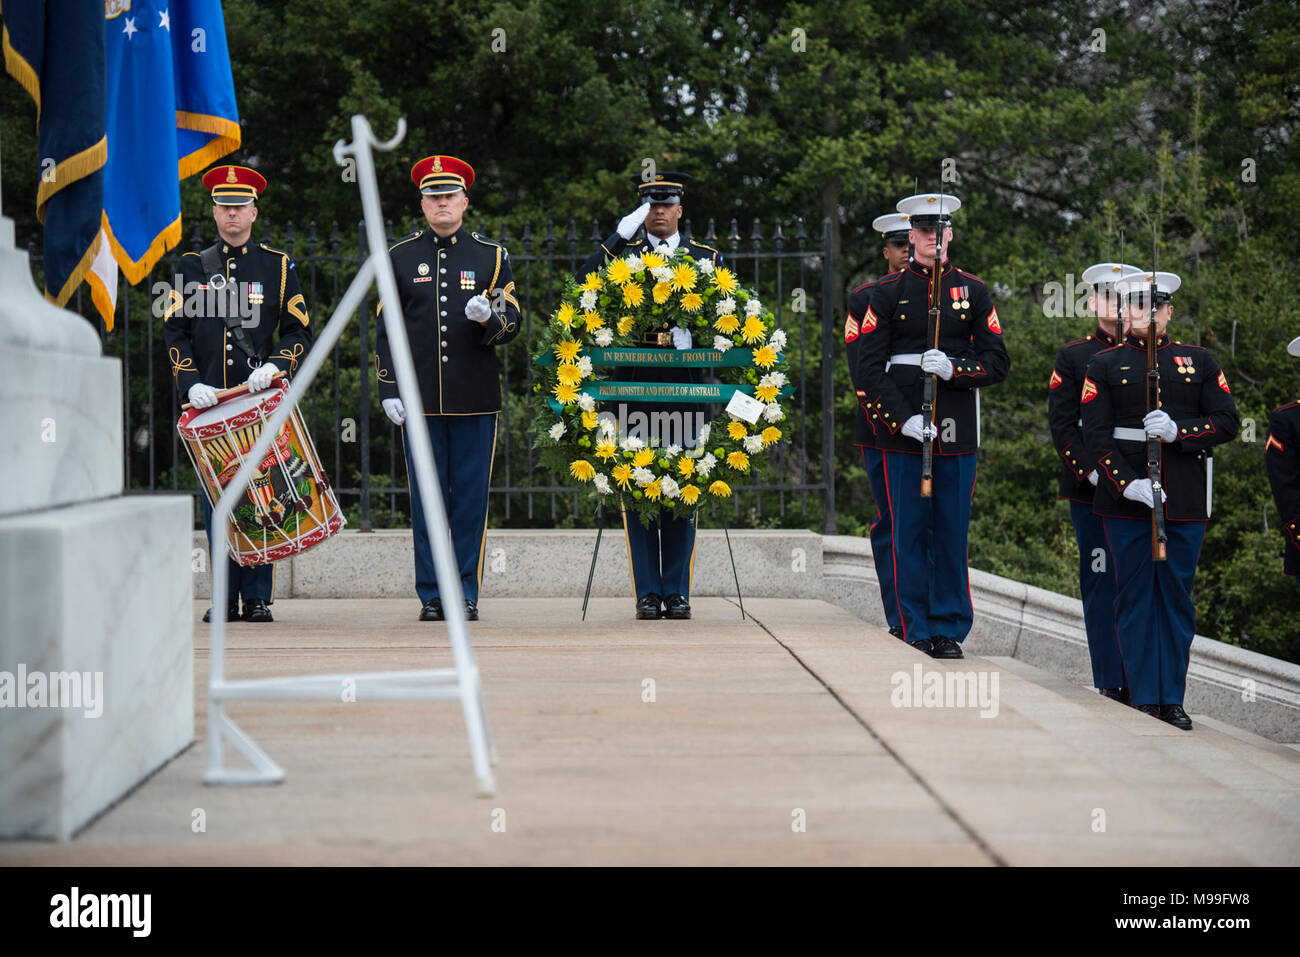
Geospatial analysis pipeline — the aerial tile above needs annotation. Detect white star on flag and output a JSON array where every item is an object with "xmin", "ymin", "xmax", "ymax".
[
  {"xmin": 159, "ymin": 9, "xmax": 170, "ymax": 30},
  {"xmin": 122, "ymin": 17, "xmax": 137, "ymax": 39}
]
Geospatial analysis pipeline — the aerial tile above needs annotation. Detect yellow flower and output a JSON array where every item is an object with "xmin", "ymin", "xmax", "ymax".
[
  {"xmin": 727, "ymin": 451, "xmax": 750, "ymax": 472},
  {"xmin": 557, "ymin": 363, "xmax": 583, "ymax": 386},
  {"xmin": 644, "ymin": 479, "xmax": 662, "ymax": 501},
  {"xmin": 555, "ymin": 303, "xmax": 577, "ymax": 328},
  {"xmin": 681, "ymin": 292, "xmax": 703, "ymax": 312},
  {"xmin": 727, "ymin": 420, "xmax": 748, "ymax": 440},
  {"xmin": 669, "ymin": 263, "xmax": 697, "ymax": 292},
  {"xmin": 622, "ymin": 283, "xmax": 645, "ymax": 307},
  {"xmin": 640, "ymin": 252, "xmax": 665, "ymax": 269},
  {"xmin": 612, "ymin": 463, "xmax": 633, "ymax": 490},
  {"xmin": 652, "ymin": 281, "xmax": 672, "ymax": 304},
  {"xmin": 582, "ymin": 410, "xmax": 600, "ymax": 430},
  {"xmin": 740, "ymin": 315, "xmax": 766, "ymax": 344},
  {"xmin": 617, "ymin": 315, "xmax": 636, "ymax": 335},
  {"xmin": 570, "ymin": 459, "xmax": 596, "ymax": 482},
  {"xmin": 606, "ymin": 259, "xmax": 633, "ymax": 285},
  {"xmin": 761, "ymin": 426, "xmax": 782, "ymax": 447},
  {"xmin": 680, "ymin": 484, "xmax": 701, "ymax": 505},
  {"xmin": 580, "ymin": 273, "xmax": 603, "ymax": 291},
  {"xmin": 554, "ymin": 340, "xmax": 582, "ymax": 363},
  {"xmin": 755, "ymin": 383, "xmax": 779, "ymax": 402},
  {"xmin": 583, "ymin": 311, "xmax": 604, "ymax": 331},
  {"xmin": 715, "ymin": 314, "xmax": 739, "ymax": 334},
  {"xmin": 708, "ymin": 480, "xmax": 732, "ymax": 498},
  {"xmin": 633, "ymin": 449, "xmax": 654, "ymax": 468},
  {"xmin": 753, "ymin": 346, "xmax": 777, "ymax": 369},
  {"xmin": 677, "ymin": 457, "xmax": 696, "ymax": 477},
  {"xmin": 553, "ymin": 382, "xmax": 578, "ymax": 404},
  {"xmin": 595, "ymin": 438, "xmax": 618, "ymax": 461},
  {"xmin": 711, "ymin": 267, "xmax": 739, "ymax": 294}
]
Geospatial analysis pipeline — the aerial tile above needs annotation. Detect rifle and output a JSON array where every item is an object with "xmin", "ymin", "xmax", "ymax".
[
  {"xmin": 920, "ymin": 191, "xmax": 946, "ymax": 498},
  {"xmin": 1145, "ymin": 257, "xmax": 1168, "ymax": 562}
]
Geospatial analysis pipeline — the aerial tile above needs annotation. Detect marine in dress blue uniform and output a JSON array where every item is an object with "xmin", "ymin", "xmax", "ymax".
[
  {"xmin": 582, "ymin": 172, "xmax": 723, "ymax": 620},
  {"xmin": 1264, "ymin": 335, "xmax": 1300, "ymax": 591},
  {"xmin": 164, "ymin": 165, "xmax": 313, "ymax": 624},
  {"xmin": 846, "ymin": 211, "xmax": 912, "ymax": 639},
  {"xmin": 1080, "ymin": 271, "xmax": 1238, "ymax": 730},
  {"xmin": 1047, "ymin": 262, "xmax": 1142, "ymax": 701},
  {"xmin": 855, "ymin": 193, "xmax": 1010, "ymax": 658},
  {"xmin": 375, "ymin": 155, "xmax": 522, "ymax": 622}
]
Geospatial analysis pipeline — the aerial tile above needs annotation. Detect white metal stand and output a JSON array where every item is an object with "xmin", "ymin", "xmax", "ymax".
[{"xmin": 204, "ymin": 115, "xmax": 497, "ymax": 796}]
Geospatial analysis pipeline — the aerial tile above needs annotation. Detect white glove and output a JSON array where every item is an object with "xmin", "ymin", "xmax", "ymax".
[
  {"xmin": 671, "ymin": 325, "xmax": 692, "ymax": 350},
  {"xmin": 1087, "ymin": 470, "xmax": 1099, "ymax": 486},
  {"xmin": 901, "ymin": 414, "xmax": 926, "ymax": 442},
  {"xmin": 616, "ymin": 201, "xmax": 652, "ymax": 240},
  {"xmin": 382, "ymin": 398, "xmax": 406, "ymax": 426},
  {"xmin": 921, "ymin": 348, "xmax": 954, "ymax": 381},
  {"xmin": 465, "ymin": 294, "xmax": 492, "ymax": 324},
  {"xmin": 1122, "ymin": 478, "xmax": 1163, "ymax": 510},
  {"xmin": 247, "ymin": 362, "xmax": 279, "ymax": 393},
  {"xmin": 1144, "ymin": 409, "xmax": 1178, "ymax": 443},
  {"xmin": 188, "ymin": 383, "xmax": 218, "ymax": 409}
]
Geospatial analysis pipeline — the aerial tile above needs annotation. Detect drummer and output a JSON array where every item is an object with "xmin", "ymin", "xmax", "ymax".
[{"xmin": 163, "ymin": 165, "xmax": 314, "ymax": 623}]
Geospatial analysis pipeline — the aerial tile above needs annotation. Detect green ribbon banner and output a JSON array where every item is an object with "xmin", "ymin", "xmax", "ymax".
[
  {"xmin": 546, "ymin": 383, "xmax": 793, "ymax": 414},
  {"xmin": 535, "ymin": 346, "xmax": 778, "ymax": 368}
]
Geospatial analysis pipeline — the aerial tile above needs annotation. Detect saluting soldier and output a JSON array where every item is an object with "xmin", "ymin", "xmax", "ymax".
[
  {"xmin": 582, "ymin": 172, "xmax": 722, "ymax": 621},
  {"xmin": 855, "ymin": 193, "xmax": 1010, "ymax": 658},
  {"xmin": 1265, "ymin": 335, "xmax": 1300, "ymax": 593},
  {"xmin": 1080, "ymin": 271, "xmax": 1238, "ymax": 730},
  {"xmin": 846, "ymin": 211, "xmax": 912, "ymax": 639},
  {"xmin": 1048, "ymin": 262, "xmax": 1142, "ymax": 701},
  {"xmin": 375, "ymin": 155, "xmax": 521, "ymax": 622},
  {"xmin": 164, "ymin": 165, "xmax": 313, "ymax": 624}
]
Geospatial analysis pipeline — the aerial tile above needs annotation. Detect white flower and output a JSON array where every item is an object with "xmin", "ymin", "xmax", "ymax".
[
  {"xmin": 698, "ymin": 453, "xmax": 717, "ymax": 477},
  {"xmin": 696, "ymin": 258, "xmax": 714, "ymax": 275},
  {"xmin": 578, "ymin": 356, "xmax": 594, "ymax": 378},
  {"xmin": 767, "ymin": 371, "xmax": 787, "ymax": 388},
  {"xmin": 763, "ymin": 402, "xmax": 784, "ymax": 423},
  {"xmin": 577, "ymin": 392, "xmax": 596, "ymax": 412},
  {"xmin": 665, "ymin": 444, "xmax": 682, "ymax": 457},
  {"xmin": 597, "ymin": 414, "xmax": 618, "ymax": 437},
  {"xmin": 549, "ymin": 422, "xmax": 567, "ymax": 440},
  {"xmin": 651, "ymin": 266, "xmax": 672, "ymax": 282},
  {"xmin": 713, "ymin": 336, "xmax": 733, "ymax": 352},
  {"xmin": 579, "ymin": 289, "xmax": 598, "ymax": 311},
  {"xmin": 743, "ymin": 435, "xmax": 763, "ymax": 454},
  {"xmin": 660, "ymin": 475, "xmax": 681, "ymax": 498},
  {"xmin": 625, "ymin": 254, "xmax": 643, "ymax": 272},
  {"xmin": 716, "ymin": 297, "xmax": 736, "ymax": 316},
  {"xmin": 769, "ymin": 329, "xmax": 788, "ymax": 351},
  {"xmin": 594, "ymin": 327, "xmax": 614, "ymax": 347},
  {"xmin": 697, "ymin": 423, "xmax": 711, "ymax": 444},
  {"xmin": 758, "ymin": 374, "xmax": 774, "ymax": 390},
  {"xmin": 622, "ymin": 435, "xmax": 645, "ymax": 451},
  {"xmin": 593, "ymin": 473, "xmax": 612, "ymax": 495},
  {"xmin": 745, "ymin": 298, "xmax": 763, "ymax": 317},
  {"xmin": 632, "ymin": 466, "xmax": 655, "ymax": 486}
]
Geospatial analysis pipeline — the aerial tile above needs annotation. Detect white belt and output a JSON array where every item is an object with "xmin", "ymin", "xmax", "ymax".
[
  {"xmin": 1113, "ymin": 427, "xmax": 1146, "ymax": 441},
  {"xmin": 885, "ymin": 353, "xmax": 922, "ymax": 371}
]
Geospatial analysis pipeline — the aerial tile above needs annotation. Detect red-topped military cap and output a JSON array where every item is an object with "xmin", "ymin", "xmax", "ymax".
[
  {"xmin": 201, "ymin": 165, "xmax": 267, "ymax": 206},
  {"xmin": 411, "ymin": 155, "xmax": 475, "ymax": 195}
]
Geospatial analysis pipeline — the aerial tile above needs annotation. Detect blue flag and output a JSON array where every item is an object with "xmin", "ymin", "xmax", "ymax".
[{"xmin": 1, "ymin": 0, "xmax": 107, "ymax": 308}]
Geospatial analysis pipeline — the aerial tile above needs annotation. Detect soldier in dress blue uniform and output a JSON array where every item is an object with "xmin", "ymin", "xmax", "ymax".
[
  {"xmin": 855, "ymin": 193, "xmax": 1010, "ymax": 658},
  {"xmin": 164, "ymin": 165, "xmax": 313, "ymax": 624},
  {"xmin": 846, "ymin": 211, "xmax": 912, "ymax": 639},
  {"xmin": 1048, "ymin": 262, "xmax": 1143, "ymax": 701},
  {"xmin": 1266, "ymin": 335, "xmax": 1300, "ymax": 593},
  {"xmin": 375, "ymin": 155, "xmax": 521, "ymax": 622},
  {"xmin": 1080, "ymin": 271, "xmax": 1238, "ymax": 730},
  {"xmin": 581, "ymin": 171, "xmax": 723, "ymax": 620}
]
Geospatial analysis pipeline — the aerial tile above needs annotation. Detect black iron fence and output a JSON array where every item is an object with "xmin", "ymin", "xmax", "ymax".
[{"xmin": 30, "ymin": 215, "xmax": 838, "ymax": 533}]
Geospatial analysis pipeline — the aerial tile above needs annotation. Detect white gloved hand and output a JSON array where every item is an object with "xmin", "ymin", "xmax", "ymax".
[
  {"xmin": 382, "ymin": 398, "xmax": 406, "ymax": 426},
  {"xmin": 247, "ymin": 362, "xmax": 279, "ymax": 393},
  {"xmin": 901, "ymin": 414, "xmax": 926, "ymax": 442},
  {"xmin": 1144, "ymin": 409, "xmax": 1178, "ymax": 443},
  {"xmin": 188, "ymin": 383, "xmax": 219, "ymax": 409},
  {"xmin": 616, "ymin": 201, "xmax": 652, "ymax": 240},
  {"xmin": 1087, "ymin": 470, "xmax": 1099, "ymax": 486},
  {"xmin": 921, "ymin": 348, "xmax": 954, "ymax": 381},
  {"xmin": 671, "ymin": 325, "xmax": 692, "ymax": 350},
  {"xmin": 465, "ymin": 294, "xmax": 492, "ymax": 324},
  {"xmin": 1122, "ymin": 478, "xmax": 1163, "ymax": 509}
]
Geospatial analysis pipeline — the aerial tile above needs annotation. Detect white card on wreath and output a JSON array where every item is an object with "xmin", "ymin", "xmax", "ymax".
[{"xmin": 726, "ymin": 390, "xmax": 765, "ymax": 424}]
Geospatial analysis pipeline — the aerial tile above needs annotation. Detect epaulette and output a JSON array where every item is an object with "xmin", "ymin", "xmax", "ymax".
[
  {"xmin": 471, "ymin": 231, "xmax": 502, "ymax": 247},
  {"xmin": 688, "ymin": 238, "xmax": 718, "ymax": 253},
  {"xmin": 876, "ymin": 270, "xmax": 905, "ymax": 284},
  {"xmin": 954, "ymin": 267, "xmax": 986, "ymax": 285},
  {"xmin": 388, "ymin": 232, "xmax": 421, "ymax": 253},
  {"xmin": 851, "ymin": 280, "xmax": 877, "ymax": 294},
  {"xmin": 1274, "ymin": 399, "xmax": 1300, "ymax": 413},
  {"xmin": 181, "ymin": 250, "xmax": 201, "ymax": 258},
  {"xmin": 1063, "ymin": 336, "xmax": 1093, "ymax": 348},
  {"xmin": 1172, "ymin": 341, "xmax": 1209, "ymax": 352},
  {"xmin": 259, "ymin": 243, "xmax": 290, "ymax": 258}
]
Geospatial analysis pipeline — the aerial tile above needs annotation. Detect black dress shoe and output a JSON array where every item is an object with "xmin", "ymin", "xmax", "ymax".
[
  {"xmin": 464, "ymin": 600, "xmax": 479, "ymax": 621},
  {"xmin": 931, "ymin": 636, "xmax": 964, "ymax": 659},
  {"xmin": 636, "ymin": 593, "xmax": 663, "ymax": 620},
  {"xmin": 1159, "ymin": 704, "xmax": 1193, "ymax": 730},
  {"xmin": 203, "ymin": 600, "xmax": 240, "ymax": 623},
  {"xmin": 419, "ymin": 598, "xmax": 443, "ymax": 621},
  {"xmin": 663, "ymin": 594, "xmax": 691, "ymax": 619},
  {"xmin": 1135, "ymin": 703, "xmax": 1162, "ymax": 719},
  {"xmin": 1098, "ymin": 687, "xmax": 1126, "ymax": 702},
  {"xmin": 888, "ymin": 626, "xmax": 905, "ymax": 640},
  {"xmin": 242, "ymin": 598, "xmax": 273, "ymax": 623},
  {"xmin": 908, "ymin": 638, "xmax": 935, "ymax": 655}
]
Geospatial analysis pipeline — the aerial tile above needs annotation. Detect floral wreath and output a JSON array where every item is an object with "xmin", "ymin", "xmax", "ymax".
[{"xmin": 530, "ymin": 247, "xmax": 791, "ymax": 526}]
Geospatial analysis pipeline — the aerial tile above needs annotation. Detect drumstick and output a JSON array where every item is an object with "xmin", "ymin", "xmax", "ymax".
[{"xmin": 180, "ymin": 370, "xmax": 288, "ymax": 411}]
